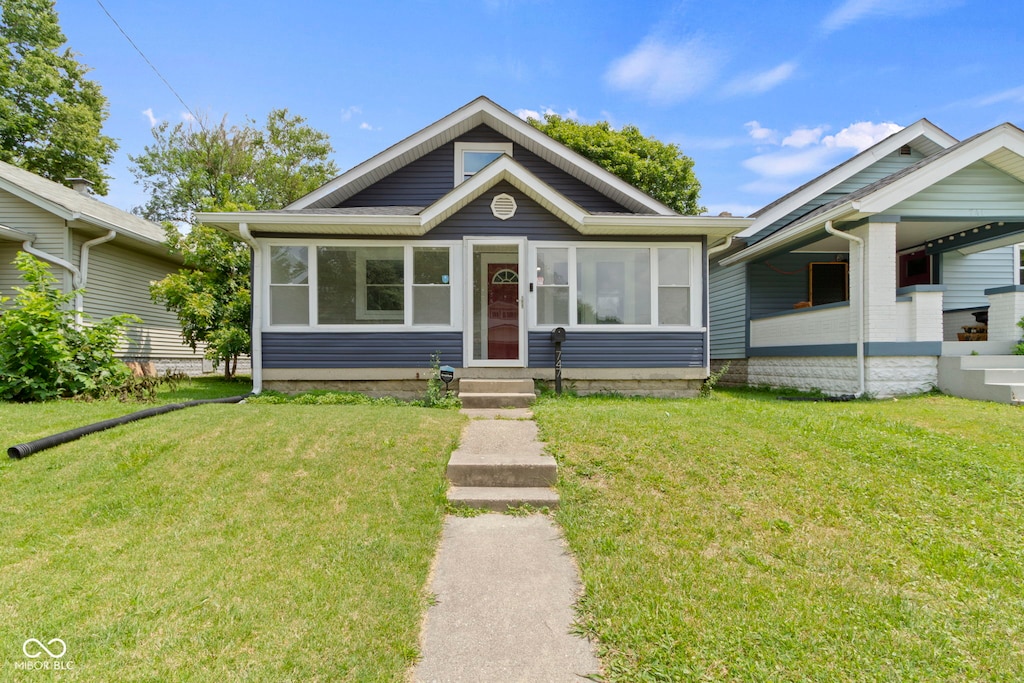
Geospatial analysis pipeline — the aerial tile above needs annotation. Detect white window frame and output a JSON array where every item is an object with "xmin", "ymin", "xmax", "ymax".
[
  {"xmin": 1016, "ymin": 243, "xmax": 1024, "ymax": 285},
  {"xmin": 528, "ymin": 241, "xmax": 705, "ymax": 332},
  {"xmin": 355, "ymin": 249, "xmax": 405, "ymax": 321},
  {"xmin": 454, "ymin": 141, "xmax": 513, "ymax": 185},
  {"xmin": 261, "ymin": 239, "xmax": 461, "ymax": 332}
]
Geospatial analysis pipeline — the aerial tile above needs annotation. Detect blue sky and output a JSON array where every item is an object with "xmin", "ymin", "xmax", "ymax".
[{"xmin": 56, "ymin": 0, "xmax": 1024, "ymax": 218}]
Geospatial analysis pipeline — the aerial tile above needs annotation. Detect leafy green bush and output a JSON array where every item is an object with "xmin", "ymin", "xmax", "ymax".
[
  {"xmin": 0, "ymin": 253, "xmax": 139, "ymax": 402},
  {"xmin": 1015, "ymin": 316, "xmax": 1024, "ymax": 355}
]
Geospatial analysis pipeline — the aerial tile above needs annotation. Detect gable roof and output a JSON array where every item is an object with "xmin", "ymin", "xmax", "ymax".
[
  {"xmin": 201, "ymin": 154, "xmax": 750, "ymax": 239},
  {"xmin": 287, "ymin": 96, "xmax": 679, "ymax": 216},
  {"xmin": 720, "ymin": 123, "xmax": 1024, "ymax": 266},
  {"xmin": 739, "ymin": 119, "xmax": 958, "ymax": 238},
  {"xmin": 0, "ymin": 160, "xmax": 167, "ymax": 248}
]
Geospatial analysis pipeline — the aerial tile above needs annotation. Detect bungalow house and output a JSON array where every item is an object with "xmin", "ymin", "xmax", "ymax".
[
  {"xmin": 710, "ymin": 120, "xmax": 1024, "ymax": 402},
  {"xmin": 200, "ymin": 97, "xmax": 750, "ymax": 397},
  {"xmin": 0, "ymin": 161, "xmax": 206, "ymax": 373}
]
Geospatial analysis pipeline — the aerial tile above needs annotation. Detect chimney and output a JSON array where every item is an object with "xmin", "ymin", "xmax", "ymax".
[{"xmin": 67, "ymin": 178, "xmax": 93, "ymax": 195}]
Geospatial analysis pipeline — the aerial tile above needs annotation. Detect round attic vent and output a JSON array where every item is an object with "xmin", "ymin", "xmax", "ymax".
[{"xmin": 490, "ymin": 193, "xmax": 517, "ymax": 220}]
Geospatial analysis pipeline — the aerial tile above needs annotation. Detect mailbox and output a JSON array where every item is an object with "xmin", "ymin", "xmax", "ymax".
[{"xmin": 549, "ymin": 327, "xmax": 566, "ymax": 343}]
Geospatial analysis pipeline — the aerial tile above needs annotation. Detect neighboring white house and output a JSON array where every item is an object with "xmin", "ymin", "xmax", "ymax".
[
  {"xmin": 0, "ymin": 161, "xmax": 206, "ymax": 373},
  {"xmin": 711, "ymin": 121, "xmax": 1024, "ymax": 403}
]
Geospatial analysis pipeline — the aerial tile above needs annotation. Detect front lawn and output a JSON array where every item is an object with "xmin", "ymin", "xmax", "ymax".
[
  {"xmin": 536, "ymin": 390, "xmax": 1024, "ymax": 682},
  {"xmin": 1, "ymin": 394, "xmax": 463, "ymax": 680}
]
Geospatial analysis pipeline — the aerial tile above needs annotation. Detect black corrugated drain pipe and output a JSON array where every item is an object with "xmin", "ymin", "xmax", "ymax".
[{"xmin": 7, "ymin": 395, "xmax": 250, "ymax": 460}]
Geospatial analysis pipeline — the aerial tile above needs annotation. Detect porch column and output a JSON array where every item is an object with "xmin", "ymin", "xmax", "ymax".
[
  {"xmin": 849, "ymin": 218, "xmax": 898, "ymax": 342},
  {"xmin": 985, "ymin": 285, "xmax": 1024, "ymax": 345}
]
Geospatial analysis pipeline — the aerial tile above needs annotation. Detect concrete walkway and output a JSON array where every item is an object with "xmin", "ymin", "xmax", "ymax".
[{"xmin": 412, "ymin": 412, "xmax": 600, "ymax": 682}]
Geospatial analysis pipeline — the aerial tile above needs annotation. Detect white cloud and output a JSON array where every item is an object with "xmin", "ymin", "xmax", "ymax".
[
  {"xmin": 724, "ymin": 62, "xmax": 797, "ymax": 97},
  {"xmin": 181, "ymin": 111, "xmax": 196, "ymax": 123},
  {"xmin": 975, "ymin": 85, "xmax": 1024, "ymax": 107},
  {"xmin": 741, "ymin": 120, "xmax": 904, "ymax": 193},
  {"xmin": 340, "ymin": 106, "xmax": 362, "ymax": 122},
  {"xmin": 821, "ymin": 0, "xmax": 963, "ymax": 34},
  {"xmin": 605, "ymin": 37, "xmax": 723, "ymax": 104},
  {"xmin": 822, "ymin": 121, "xmax": 902, "ymax": 151},
  {"xmin": 782, "ymin": 126, "xmax": 827, "ymax": 148},
  {"xmin": 142, "ymin": 108, "xmax": 159, "ymax": 127},
  {"xmin": 359, "ymin": 122, "xmax": 381, "ymax": 131},
  {"xmin": 745, "ymin": 120, "xmax": 778, "ymax": 144}
]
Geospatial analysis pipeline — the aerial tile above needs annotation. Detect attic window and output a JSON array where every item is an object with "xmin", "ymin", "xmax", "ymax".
[
  {"xmin": 899, "ymin": 145, "xmax": 912, "ymax": 156},
  {"xmin": 490, "ymin": 193, "xmax": 517, "ymax": 220},
  {"xmin": 454, "ymin": 141, "xmax": 513, "ymax": 185}
]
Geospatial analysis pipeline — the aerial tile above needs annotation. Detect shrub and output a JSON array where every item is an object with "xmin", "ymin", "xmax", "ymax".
[
  {"xmin": 0, "ymin": 253, "xmax": 139, "ymax": 402},
  {"xmin": 1015, "ymin": 316, "xmax": 1024, "ymax": 355}
]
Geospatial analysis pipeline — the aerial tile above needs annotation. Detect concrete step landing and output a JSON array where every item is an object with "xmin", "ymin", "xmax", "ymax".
[
  {"xmin": 445, "ymin": 409, "xmax": 559, "ymax": 511},
  {"xmin": 447, "ymin": 486, "xmax": 560, "ymax": 512},
  {"xmin": 458, "ymin": 378, "xmax": 536, "ymax": 409}
]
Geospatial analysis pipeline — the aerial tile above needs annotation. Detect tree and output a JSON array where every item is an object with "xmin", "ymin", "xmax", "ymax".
[
  {"xmin": 528, "ymin": 114, "xmax": 704, "ymax": 215},
  {"xmin": 148, "ymin": 225, "xmax": 251, "ymax": 379},
  {"xmin": 131, "ymin": 109, "xmax": 338, "ymax": 377},
  {"xmin": 129, "ymin": 109, "xmax": 338, "ymax": 224},
  {"xmin": 0, "ymin": 0, "xmax": 117, "ymax": 194},
  {"xmin": 0, "ymin": 253, "xmax": 137, "ymax": 401}
]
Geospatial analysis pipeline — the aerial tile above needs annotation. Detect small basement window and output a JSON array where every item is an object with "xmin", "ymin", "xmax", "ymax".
[{"xmin": 454, "ymin": 141, "xmax": 513, "ymax": 185}]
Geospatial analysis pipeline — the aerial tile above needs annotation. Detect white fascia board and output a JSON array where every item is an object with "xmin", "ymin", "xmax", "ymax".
[
  {"xmin": 197, "ymin": 212, "xmax": 423, "ymax": 237},
  {"xmin": 421, "ymin": 155, "xmax": 588, "ymax": 230},
  {"xmin": 740, "ymin": 120, "xmax": 959, "ymax": 238},
  {"xmin": 580, "ymin": 214, "xmax": 751, "ymax": 236},
  {"xmin": 858, "ymin": 126, "xmax": 1024, "ymax": 214},
  {"xmin": 719, "ymin": 203, "xmax": 858, "ymax": 266}
]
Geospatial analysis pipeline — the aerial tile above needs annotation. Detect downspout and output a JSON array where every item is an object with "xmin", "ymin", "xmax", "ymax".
[
  {"xmin": 237, "ymin": 223, "xmax": 262, "ymax": 394},
  {"xmin": 824, "ymin": 220, "xmax": 865, "ymax": 397},
  {"xmin": 23, "ymin": 230, "xmax": 116, "ymax": 325},
  {"xmin": 21, "ymin": 238, "xmax": 85, "ymax": 324}
]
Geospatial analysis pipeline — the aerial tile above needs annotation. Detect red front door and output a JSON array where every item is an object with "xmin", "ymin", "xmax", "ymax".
[{"xmin": 487, "ymin": 263, "xmax": 519, "ymax": 360}]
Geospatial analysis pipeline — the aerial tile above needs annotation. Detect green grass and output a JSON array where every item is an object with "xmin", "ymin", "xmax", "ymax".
[
  {"xmin": 535, "ymin": 390, "xmax": 1024, "ymax": 682},
  {"xmin": 1, "ymin": 393, "xmax": 464, "ymax": 680}
]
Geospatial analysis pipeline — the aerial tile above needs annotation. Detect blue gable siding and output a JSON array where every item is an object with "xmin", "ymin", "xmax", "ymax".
[
  {"xmin": 426, "ymin": 182, "xmax": 703, "ymax": 243},
  {"xmin": 338, "ymin": 125, "xmax": 632, "ymax": 214},
  {"xmin": 263, "ymin": 332, "xmax": 462, "ymax": 368},
  {"xmin": 528, "ymin": 330, "xmax": 705, "ymax": 368}
]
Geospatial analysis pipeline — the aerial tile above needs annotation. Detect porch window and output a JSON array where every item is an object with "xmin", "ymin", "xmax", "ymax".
[
  {"xmin": 267, "ymin": 242, "xmax": 454, "ymax": 328},
  {"xmin": 536, "ymin": 248, "xmax": 569, "ymax": 325},
  {"xmin": 533, "ymin": 244, "xmax": 697, "ymax": 328},
  {"xmin": 317, "ymin": 246, "xmax": 404, "ymax": 324},
  {"xmin": 269, "ymin": 245, "xmax": 309, "ymax": 325},
  {"xmin": 657, "ymin": 249, "xmax": 691, "ymax": 325},
  {"xmin": 577, "ymin": 248, "xmax": 651, "ymax": 325},
  {"xmin": 412, "ymin": 247, "xmax": 451, "ymax": 325}
]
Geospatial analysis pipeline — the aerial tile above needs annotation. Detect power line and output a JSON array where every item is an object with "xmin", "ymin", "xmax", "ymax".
[{"xmin": 93, "ymin": 0, "xmax": 205, "ymax": 131}]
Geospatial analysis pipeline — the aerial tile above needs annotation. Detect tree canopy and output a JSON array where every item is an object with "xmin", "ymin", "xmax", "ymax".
[
  {"xmin": 0, "ymin": 0, "xmax": 117, "ymax": 194},
  {"xmin": 132, "ymin": 109, "xmax": 339, "ymax": 377},
  {"xmin": 129, "ymin": 108, "xmax": 339, "ymax": 223},
  {"xmin": 529, "ymin": 114, "xmax": 704, "ymax": 215}
]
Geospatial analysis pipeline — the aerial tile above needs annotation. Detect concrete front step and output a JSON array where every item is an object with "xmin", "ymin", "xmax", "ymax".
[
  {"xmin": 984, "ymin": 368, "xmax": 1024, "ymax": 384},
  {"xmin": 447, "ymin": 450, "xmax": 557, "ymax": 487},
  {"xmin": 459, "ymin": 392, "xmax": 536, "ymax": 409},
  {"xmin": 459, "ymin": 378, "xmax": 535, "ymax": 394},
  {"xmin": 447, "ymin": 486, "xmax": 559, "ymax": 511},
  {"xmin": 958, "ymin": 354, "xmax": 1024, "ymax": 370}
]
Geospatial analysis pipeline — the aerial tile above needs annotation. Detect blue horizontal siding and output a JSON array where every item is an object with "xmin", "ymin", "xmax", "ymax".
[
  {"xmin": 263, "ymin": 332, "xmax": 462, "ymax": 368},
  {"xmin": 528, "ymin": 330, "xmax": 705, "ymax": 368}
]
